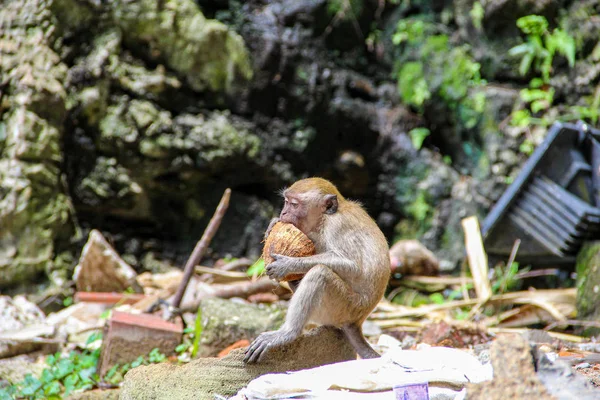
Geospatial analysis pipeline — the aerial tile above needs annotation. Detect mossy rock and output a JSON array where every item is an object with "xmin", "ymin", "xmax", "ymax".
[
  {"xmin": 111, "ymin": 0, "xmax": 252, "ymax": 92},
  {"xmin": 576, "ymin": 241, "xmax": 600, "ymax": 336},
  {"xmin": 198, "ymin": 298, "xmax": 285, "ymax": 357}
]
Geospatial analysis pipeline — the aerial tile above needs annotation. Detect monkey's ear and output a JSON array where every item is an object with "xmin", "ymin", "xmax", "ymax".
[{"xmin": 322, "ymin": 194, "xmax": 338, "ymax": 214}]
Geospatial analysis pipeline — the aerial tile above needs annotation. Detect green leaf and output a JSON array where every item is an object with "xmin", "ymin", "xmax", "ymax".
[
  {"xmin": 104, "ymin": 364, "xmax": 119, "ymax": 380},
  {"xmin": 516, "ymin": 15, "xmax": 548, "ymax": 36},
  {"xmin": 55, "ymin": 358, "xmax": 75, "ymax": 379},
  {"xmin": 469, "ymin": 1, "xmax": 484, "ymax": 30},
  {"xmin": 43, "ymin": 381, "xmax": 61, "ymax": 396},
  {"xmin": 175, "ymin": 343, "xmax": 189, "ymax": 354},
  {"xmin": 63, "ymin": 373, "xmax": 79, "ymax": 396},
  {"xmin": 63, "ymin": 296, "xmax": 73, "ymax": 307},
  {"xmin": 46, "ymin": 354, "xmax": 57, "ymax": 367},
  {"xmin": 192, "ymin": 307, "xmax": 203, "ymax": 358},
  {"xmin": 131, "ymin": 356, "xmax": 145, "ymax": 368},
  {"xmin": 519, "ymin": 52, "xmax": 534, "ymax": 76},
  {"xmin": 398, "ymin": 62, "xmax": 430, "ymax": 107},
  {"xmin": 20, "ymin": 375, "xmax": 42, "ymax": 396},
  {"xmin": 508, "ymin": 43, "xmax": 531, "ymax": 57},
  {"xmin": 148, "ymin": 348, "xmax": 166, "ymax": 363},
  {"xmin": 40, "ymin": 368, "xmax": 55, "ymax": 384},
  {"xmin": 429, "ymin": 293, "xmax": 445, "ymax": 304},
  {"xmin": 408, "ymin": 128, "xmax": 430, "ymax": 150},
  {"xmin": 85, "ymin": 331, "xmax": 103, "ymax": 345},
  {"xmin": 246, "ymin": 258, "xmax": 265, "ymax": 277},
  {"xmin": 79, "ymin": 367, "xmax": 97, "ymax": 382}
]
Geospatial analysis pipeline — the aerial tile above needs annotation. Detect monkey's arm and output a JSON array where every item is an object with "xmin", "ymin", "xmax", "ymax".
[{"xmin": 266, "ymin": 251, "xmax": 358, "ymax": 281}]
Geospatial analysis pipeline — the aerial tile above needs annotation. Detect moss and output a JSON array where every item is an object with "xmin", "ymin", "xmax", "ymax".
[
  {"xmin": 0, "ymin": 161, "xmax": 73, "ymax": 287},
  {"xmin": 575, "ymin": 242, "xmax": 600, "ymax": 329},
  {"xmin": 111, "ymin": 0, "xmax": 252, "ymax": 92},
  {"xmin": 77, "ymin": 157, "xmax": 144, "ymax": 209},
  {"xmin": 0, "ymin": 1, "xmax": 74, "ymax": 287}
]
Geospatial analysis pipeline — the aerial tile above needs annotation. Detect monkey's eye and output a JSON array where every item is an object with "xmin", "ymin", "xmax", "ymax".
[{"xmin": 290, "ymin": 202, "xmax": 299, "ymax": 208}]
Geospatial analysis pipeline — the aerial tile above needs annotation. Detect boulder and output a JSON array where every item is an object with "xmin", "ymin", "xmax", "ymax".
[
  {"xmin": 575, "ymin": 241, "xmax": 600, "ymax": 336},
  {"xmin": 73, "ymin": 230, "xmax": 141, "ymax": 293},
  {"xmin": 119, "ymin": 326, "xmax": 357, "ymax": 400},
  {"xmin": 197, "ymin": 298, "xmax": 285, "ymax": 357}
]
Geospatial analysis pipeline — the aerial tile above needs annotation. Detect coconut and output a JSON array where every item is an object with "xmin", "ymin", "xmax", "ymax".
[{"xmin": 263, "ymin": 222, "xmax": 316, "ymax": 281}]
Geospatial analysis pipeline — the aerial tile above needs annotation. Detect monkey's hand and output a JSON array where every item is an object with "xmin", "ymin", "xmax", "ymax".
[
  {"xmin": 244, "ymin": 329, "xmax": 295, "ymax": 364},
  {"xmin": 266, "ymin": 253, "xmax": 302, "ymax": 281},
  {"xmin": 264, "ymin": 217, "xmax": 280, "ymax": 240}
]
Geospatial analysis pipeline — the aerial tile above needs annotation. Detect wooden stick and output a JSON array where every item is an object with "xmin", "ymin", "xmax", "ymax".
[
  {"xmin": 212, "ymin": 277, "xmax": 279, "ymax": 299},
  {"xmin": 462, "ymin": 216, "xmax": 492, "ymax": 300},
  {"xmin": 180, "ymin": 277, "xmax": 281, "ymax": 312},
  {"xmin": 172, "ymin": 189, "xmax": 231, "ymax": 309}
]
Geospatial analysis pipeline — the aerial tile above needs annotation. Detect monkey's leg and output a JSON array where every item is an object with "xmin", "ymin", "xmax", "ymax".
[
  {"xmin": 342, "ymin": 323, "xmax": 380, "ymax": 359},
  {"xmin": 244, "ymin": 265, "xmax": 350, "ymax": 364}
]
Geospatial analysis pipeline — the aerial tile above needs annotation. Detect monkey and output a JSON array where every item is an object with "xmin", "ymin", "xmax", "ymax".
[{"xmin": 244, "ymin": 177, "xmax": 390, "ymax": 363}]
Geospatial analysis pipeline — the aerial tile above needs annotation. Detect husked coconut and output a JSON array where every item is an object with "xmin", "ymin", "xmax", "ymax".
[{"xmin": 263, "ymin": 222, "xmax": 316, "ymax": 282}]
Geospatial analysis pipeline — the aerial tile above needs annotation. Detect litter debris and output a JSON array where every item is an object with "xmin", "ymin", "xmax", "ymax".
[
  {"xmin": 234, "ymin": 337, "xmax": 492, "ymax": 400},
  {"xmin": 483, "ymin": 121, "xmax": 600, "ymax": 266},
  {"xmin": 97, "ymin": 310, "xmax": 183, "ymax": 377}
]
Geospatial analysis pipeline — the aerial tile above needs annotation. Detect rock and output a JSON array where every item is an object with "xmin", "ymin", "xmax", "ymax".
[
  {"xmin": 389, "ymin": 240, "xmax": 439, "ymax": 276},
  {"xmin": 66, "ymin": 389, "xmax": 121, "ymax": 400},
  {"xmin": 575, "ymin": 241, "xmax": 600, "ymax": 336},
  {"xmin": 535, "ymin": 347, "xmax": 598, "ymax": 399},
  {"xmin": 119, "ymin": 326, "xmax": 356, "ymax": 400},
  {"xmin": 0, "ymin": 353, "xmax": 46, "ymax": 384},
  {"xmin": 466, "ymin": 334, "xmax": 552, "ymax": 399},
  {"xmin": 197, "ymin": 298, "xmax": 285, "ymax": 357},
  {"xmin": 0, "ymin": 0, "xmax": 74, "ymax": 288},
  {"xmin": 73, "ymin": 230, "xmax": 142, "ymax": 293},
  {"xmin": 110, "ymin": 0, "xmax": 252, "ymax": 92},
  {"xmin": 0, "ymin": 296, "xmax": 47, "ymax": 359}
]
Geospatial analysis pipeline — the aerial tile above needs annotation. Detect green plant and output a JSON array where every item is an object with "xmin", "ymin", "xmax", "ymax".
[
  {"xmin": 491, "ymin": 262, "xmax": 529, "ymax": 294},
  {"xmin": 398, "ymin": 62, "xmax": 430, "ymax": 107},
  {"xmin": 246, "ymin": 258, "xmax": 265, "ymax": 277},
  {"xmin": 509, "ymin": 15, "xmax": 575, "ymax": 81},
  {"xmin": 327, "ymin": 0, "xmax": 363, "ymax": 20},
  {"xmin": 511, "ymin": 79, "xmax": 554, "ymax": 128},
  {"xmin": 393, "ymin": 19, "xmax": 484, "ymax": 125},
  {"xmin": 469, "ymin": 1, "xmax": 484, "ymax": 31},
  {"xmin": 563, "ymin": 87, "xmax": 600, "ymax": 125},
  {"xmin": 408, "ymin": 127, "xmax": 430, "ymax": 150},
  {"xmin": 192, "ymin": 306, "xmax": 203, "ymax": 358},
  {"xmin": 407, "ymin": 191, "xmax": 431, "ymax": 222},
  {"xmin": 0, "ymin": 334, "xmax": 102, "ymax": 399}
]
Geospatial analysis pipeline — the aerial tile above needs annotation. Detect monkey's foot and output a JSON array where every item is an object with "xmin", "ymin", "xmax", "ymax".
[{"xmin": 244, "ymin": 330, "xmax": 294, "ymax": 364}]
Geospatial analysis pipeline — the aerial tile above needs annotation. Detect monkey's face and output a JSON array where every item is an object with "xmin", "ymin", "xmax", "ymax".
[{"xmin": 280, "ymin": 193, "xmax": 321, "ymax": 236}]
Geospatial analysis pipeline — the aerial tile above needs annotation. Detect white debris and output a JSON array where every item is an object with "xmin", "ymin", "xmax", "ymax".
[{"xmin": 233, "ymin": 337, "xmax": 493, "ymax": 400}]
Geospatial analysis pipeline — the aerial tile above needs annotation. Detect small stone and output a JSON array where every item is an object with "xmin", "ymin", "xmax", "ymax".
[{"xmin": 575, "ymin": 362, "xmax": 591, "ymax": 370}]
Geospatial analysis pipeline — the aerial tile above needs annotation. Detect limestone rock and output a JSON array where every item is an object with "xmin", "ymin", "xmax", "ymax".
[
  {"xmin": 197, "ymin": 298, "xmax": 285, "ymax": 358},
  {"xmin": 110, "ymin": 0, "xmax": 252, "ymax": 92},
  {"xmin": 119, "ymin": 326, "xmax": 356, "ymax": 400},
  {"xmin": 575, "ymin": 241, "xmax": 600, "ymax": 336},
  {"xmin": 0, "ymin": 296, "xmax": 47, "ymax": 359},
  {"xmin": 466, "ymin": 334, "xmax": 552, "ymax": 399},
  {"xmin": 73, "ymin": 230, "xmax": 141, "ymax": 293}
]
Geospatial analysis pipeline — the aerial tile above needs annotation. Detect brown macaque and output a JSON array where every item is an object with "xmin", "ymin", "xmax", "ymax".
[{"xmin": 244, "ymin": 178, "xmax": 390, "ymax": 363}]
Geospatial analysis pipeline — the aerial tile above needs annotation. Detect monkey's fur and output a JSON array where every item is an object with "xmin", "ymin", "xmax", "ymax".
[{"xmin": 244, "ymin": 178, "xmax": 390, "ymax": 363}]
